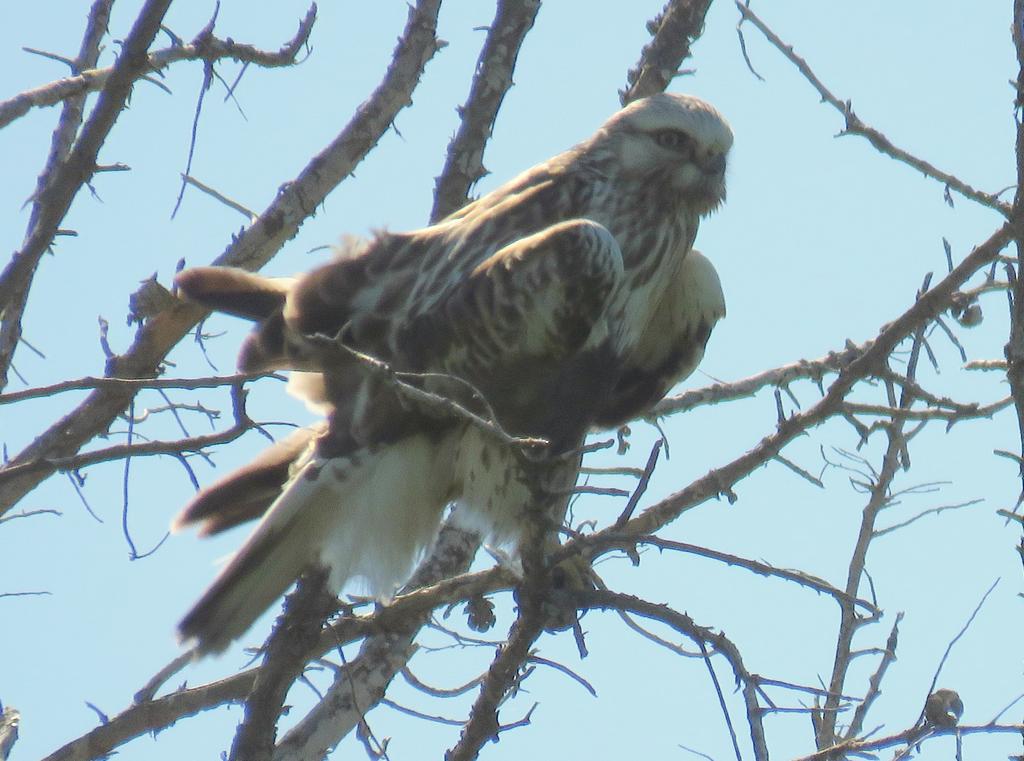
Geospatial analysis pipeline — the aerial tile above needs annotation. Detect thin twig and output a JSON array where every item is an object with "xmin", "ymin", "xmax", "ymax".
[
  {"xmin": 614, "ymin": 438, "xmax": 662, "ymax": 526},
  {"xmin": 180, "ymin": 174, "xmax": 257, "ymax": 220},
  {"xmin": 635, "ymin": 536, "xmax": 878, "ymax": 614},
  {"xmin": 874, "ymin": 499, "xmax": 983, "ymax": 537},
  {"xmin": 0, "ymin": 371, "xmax": 274, "ymax": 405},
  {"xmin": 575, "ymin": 589, "xmax": 770, "ymax": 761},
  {"xmin": 915, "ymin": 578, "xmax": 1000, "ymax": 727},
  {"xmin": 735, "ymin": 2, "xmax": 1011, "ymax": 216},
  {"xmin": 0, "ymin": 6, "xmax": 317, "ymax": 130}
]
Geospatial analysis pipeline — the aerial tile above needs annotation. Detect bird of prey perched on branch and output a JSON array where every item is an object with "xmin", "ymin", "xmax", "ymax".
[{"xmin": 173, "ymin": 92, "xmax": 732, "ymax": 654}]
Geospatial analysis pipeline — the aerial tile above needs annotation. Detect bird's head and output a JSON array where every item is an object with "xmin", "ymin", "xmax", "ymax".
[{"xmin": 593, "ymin": 93, "xmax": 733, "ymax": 214}]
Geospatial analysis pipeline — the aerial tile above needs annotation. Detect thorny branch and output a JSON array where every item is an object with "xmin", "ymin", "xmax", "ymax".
[
  {"xmin": 622, "ymin": 0, "xmax": 714, "ymax": 104},
  {"xmin": 430, "ymin": 0, "xmax": 540, "ymax": 223},
  {"xmin": 574, "ymin": 589, "xmax": 770, "ymax": 761}
]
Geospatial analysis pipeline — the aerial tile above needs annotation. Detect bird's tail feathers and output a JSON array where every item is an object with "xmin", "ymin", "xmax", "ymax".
[
  {"xmin": 172, "ymin": 425, "xmax": 321, "ymax": 536},
  {"xmin": 175, "ymin": 267, "xmax": 293, "ymax": 322},
  {"xmin": 178, "ymin": 431, "xmax": 458, "ymax": 655}
]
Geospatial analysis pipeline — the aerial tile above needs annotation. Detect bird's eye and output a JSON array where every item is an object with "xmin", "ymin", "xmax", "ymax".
[{"xmin": 654, "ymin": 130, "xmax": 690, "ymax": 151}]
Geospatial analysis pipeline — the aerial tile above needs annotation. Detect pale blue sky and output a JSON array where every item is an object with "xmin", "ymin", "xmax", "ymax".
[{"xmin": 2, "ymin": 3, "xmax": 1021, "ymax": 760}]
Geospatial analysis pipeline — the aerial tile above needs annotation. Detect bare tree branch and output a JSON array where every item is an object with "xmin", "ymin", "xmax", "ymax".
[
  {"xmin": 0, "ymin": 0, "xmax": 174, "ymax": 390},
  {"xmin": 574, "ymin": 589, "xmax": 770, "ymax": 761},
  {"xmin": 43, "ymin": 560, "xmax": 515, "ymax": 761},
  {"xmin": 634, "ymin": 536, "xmax": 878, "ymax": 615},
  {"xmin": 273, "ymin": 524, "xmax": 481, "ymax": 759},
  {"xmin": 430, "ymin": 0, "xmax": 540, "ymax": 222},
  {"xmin": 735, "ymin": 2, "xmax": 1011, "ymax": 215},
  {"xmin": 652, "ymin": 342, "xmax": 867, "ymax": 417},
  {"xmin": 622, "ymin": 0, "xmax": 714, "ymax": 104},
  {"xmin": 0, "ymin": 6, "xmax": 317, "ymax": 130},
  {"xmin": 0, "ymin": 383, "xmax": 258, "ymax": 482},
  {"xmin": 617, "ymin": 224, "xmax": 1012, "ymax": 542},
  {"xmin": 792, "ymin": 721, "xmax": 1024, "ymax": 761},
  {"xmin": 1006, "ymin": 0, "xmax": 1024, "ymax": 502},
  {"xmin": 0, "ymin": 371, "xmax": 273, "ymax": 405},
  {"xmin": 229, "ymin": 569, "xmax": 337, "ymax": 761},
  {"xmin": 847, "ymin": 613, "xmax": 902, "ymax": 739}
]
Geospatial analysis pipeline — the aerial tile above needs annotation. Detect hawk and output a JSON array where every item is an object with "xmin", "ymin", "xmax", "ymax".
[{"xmin": 174, "ymin": 93, "xmax": 732, "ymax": 654}]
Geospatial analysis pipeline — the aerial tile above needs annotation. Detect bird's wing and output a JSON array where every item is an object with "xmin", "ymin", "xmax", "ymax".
[
  {"xmin": 396, "ymin": 218, "xmax": 626, "ymax": 450},
  {"xmin": 594, "ymin": 249, "xmax": 724, "ymax": 427}
]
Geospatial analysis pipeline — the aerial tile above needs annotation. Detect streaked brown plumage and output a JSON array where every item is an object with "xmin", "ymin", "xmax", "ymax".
[{"xmin": 174, "ymin": 93, "xmax": 731, "ymax": 654}]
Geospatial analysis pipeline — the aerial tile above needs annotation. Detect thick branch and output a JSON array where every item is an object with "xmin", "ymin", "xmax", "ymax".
[
  {"xmin": 229, "ymin": 569, "xmax": 337, "ymax": 761},
  {"xmin": 0, "ymin": 0, "xmax": 173, "ymax": 390},
  {"xmin": 430, "ymin": 0, "xmax": 540, "ymax": 222},
  {"xmin": 445, "ymin": 597, "xmax": 547, "ymax": 761},
  {"xmin": 446, "ymin": 454, "xmax": 577, "ymax": 761},
  {"xmin": 622, "ymin": 0, "xmax": 714, "ymax": 104}
]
